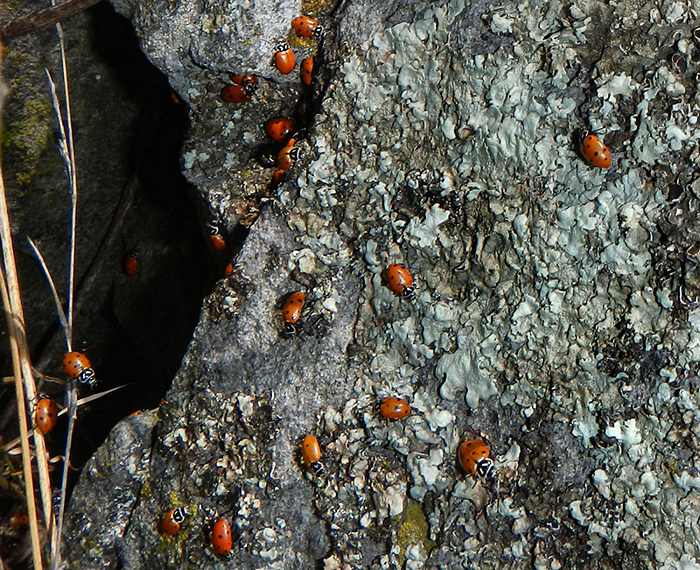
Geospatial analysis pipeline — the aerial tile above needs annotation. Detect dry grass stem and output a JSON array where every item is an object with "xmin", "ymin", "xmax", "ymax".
[{"xmin": 26, "ymin": 237, "xmax": 70, "ymax": 351}]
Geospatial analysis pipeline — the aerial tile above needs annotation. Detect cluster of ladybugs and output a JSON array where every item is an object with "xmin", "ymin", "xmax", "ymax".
[
  {"xmin": 33, "ymin": 352, "xmax": 96, "ymax": 435},
  {"xmin": 219, "ymin": 15, "xmax": 325, "ymax": 192},
  {"xmin": 292, "ymin": 264, "xmax": 495, "ymax": 481},
  {"xmin": 160, "ymin": 508, "xmax": 233, "ymax": 557}
]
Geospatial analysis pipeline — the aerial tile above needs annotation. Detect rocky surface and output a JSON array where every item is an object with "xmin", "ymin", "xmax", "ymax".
[{"xmin": 64, "ymin": 0, "xmax": 700, "ymax": 568}]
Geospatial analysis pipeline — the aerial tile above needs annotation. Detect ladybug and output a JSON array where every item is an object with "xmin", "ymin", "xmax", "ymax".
[
  {"xmin": 291, "ymin": 16, "xmax": 324, "ymax": 39},
  {"xmin": 282, "ymin": 291, "xmax": 305, "ymax": 336},
  {"xmin": 273, "ymin": 42, "xmax": 296, "ymax": 75},
  {"xmin": 300, "ymin": 434, "xmax": 322, "ymax": 469},
  {"xmin": 270, "ymin": 168, "xmax": 287, "ymax": 189},
  {"xmin": 384, "ymin": 263, "xmax": 415, "ymax": 299},
  {"xmin": 221, "ymin": 84, "xmax": 249, "ymax": 104},
  {"xmin": 224, "ymin": 262, "xmax": 234, "ymax": 277},
  {"xmin": 63, "ymin": 351, "xmax": 96, "ymax": 386},
  {"xmin": 160, "ymin": 507, "xmax": 188, "ymax": 536},
  {"xmin": 458, "ymin": 439, "xmax": 496, "ymax": 482},
  {"xmin": 209, "ymin": 234, "xmax": 227, "ymax": 251},
  {"xmin": 211, "ymin": 517, "xmax": 233, "ymax": 556},
  {"xmin": 265, "ymin": 117, "xmax": 295, "ymax": 143},
  {"xmin": 579, "ymin": 131, "xmax": 611, "ymax": 169},
  {"xmin": 34, "ymin": 395, "xmax": 58, "ymax": 435},
  {"xmin": 208, "ymin": 223, "xmax": 227, "ymax": 252},
  {"xmin": 230, "ymin": 73, "xmax": 258, "ymax": 95},
  {"xmin": 301, "ymin": 56, "xmax": 314, "ymax": 87},
  {"xmin": 123, "ymin": 252, "xmax": 138, "ymax": 278},
  {"xmin": 276, "ymin": 138, "xmax": 300, "ymax": 172},
  {"xmin": 379, "ymin": 397, "xmax": 411, "ymax": 420}
]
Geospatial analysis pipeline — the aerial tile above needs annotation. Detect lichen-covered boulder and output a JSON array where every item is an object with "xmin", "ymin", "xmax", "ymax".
[{"xmin": 65, "ymin": 0, "xmax": 700, "ymax": 567}]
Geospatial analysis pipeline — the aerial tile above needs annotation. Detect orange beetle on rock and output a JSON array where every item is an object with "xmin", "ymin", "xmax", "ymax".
[
  {"xmin": 211, "ymin": 517, "xmax": 233, "ymax": 556},
  {"xmin": 384, "ymin": 263, "xmax": 415, "ymax": 299},
  {"xmin": 301, "ymin": 56, "xmax": 314, "ymax": 87},
  {"xmin": 273, "ymin": 42, "xmax": 296, "ymax": 75},
  {"xmin": 458, "ymin": 439, "xmax": 496, "ymax": 482},
  {"xmin": 281, "ymin": 291, "xmax": 306, "ymax": 336},
  {"xmin": 160, "ymin": 507, "xmax": 188, "ymax": 536},
  {"xmin": 291, "ymin": 15, "xmax": 324, "ymax": 39},
  {"xmin": 579, "ymin": 131, "xmax": 611, "ymax": 169},
  {"xmin": 379, "ymin": 397, "xmax": 411, "ymax": 420}
]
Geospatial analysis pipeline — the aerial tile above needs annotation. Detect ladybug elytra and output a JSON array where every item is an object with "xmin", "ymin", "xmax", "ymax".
[
  {"xmin": 579, "ymin": 131, "xmax": 611, "ymax": 169},
  {"xmin": 282, "ymin": 291, "xmax": 305, "ymax": 336},
  {"xmin": 34, "ymin": 396, "xmax": 58, "ymax": 435},
  {"xmin": 384, "ymin": 264, "xmax": 415, "ymax": 299},
  {"xmin": 301, "ymin": 56, "xmax": 314, "ymax": 87},
  {"xmin": 211, "ymin": 517, "xmax": 233, "ymax": 556},
  {"xmin": 300, "ymin": 434, "xmax": 322, "ymax": 465},
  {"xmin": 379, "ymin": 397, "xmax": 411, "ymax": 420},
  {"xmin": 274, "ymin": 42, "xmax": 296, "ymax": 75},
  {"xmin": 291, "ymin": 16, "xmax": 324, "ymax": 39},
  {"xmin": 265, "ymin": 117, "xmax": 295, "ymax": 143}
]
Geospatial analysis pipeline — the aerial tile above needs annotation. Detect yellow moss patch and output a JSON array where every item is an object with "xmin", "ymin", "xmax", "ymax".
[
  {"xmin": 3, "ymin": 94, "xmax": 53, "ymax": 188},
  {"xmin": 397, "ymin": 500, "xmax": 435, "ymax": 566}
]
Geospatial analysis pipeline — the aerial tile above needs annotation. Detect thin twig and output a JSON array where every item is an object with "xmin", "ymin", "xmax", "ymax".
[
  {"xmin": 26, "ymin": 237, "xmax": 70, "ymax": 351},
  {"xmin": 50, "ymin": 19, "xmax": 80, "ymax": 570},
  {"xmin": 0, "ymin": 0, "xmax": 102, "ymax": 42},
  {"xmin": 57, "ymin": 22, "xmax": 78, "ymax": 349},
  {"xmin": 0, "ymin": 267, "xmax": 42, "ymax": 570}
]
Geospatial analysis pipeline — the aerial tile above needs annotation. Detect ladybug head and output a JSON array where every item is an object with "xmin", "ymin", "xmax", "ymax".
[
  {"xmin": 242, "ymin": 82, "xmax": 257, "ymax": 97},
  {"xmin": 288, "ymin": 146, "xmax": 302, "ymax": 163},
  {"xmin": 313, "ymin": 25, "xmax": 326, "ymax": 40},
  {"xmin": 275, "ymin": 41, "xmax": 290, "ymax": 53},
  {"xmin": 207, "ymin": 221, "xmax": 220, "ymax": 235}
]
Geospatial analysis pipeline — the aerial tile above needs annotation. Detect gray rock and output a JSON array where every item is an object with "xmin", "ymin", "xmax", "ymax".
[{"xmin": 65, "ymin": 0, "xmax": 700, "ymax": 567}]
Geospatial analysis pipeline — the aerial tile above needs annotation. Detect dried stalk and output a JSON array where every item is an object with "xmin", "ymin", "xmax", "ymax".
[
  {"xmin": 0, "ymin": 48, "xmax": 48, "ymax": 569},
  {"xmin": 48, "ymin": 19, "xmax": 79, "ymax": 570},
  {"xmin": 0, "ymin": 0, "xmax": 102, "ymax": 42},
  {"xmin": 0, "ymin": 264, "xmax": 42, "ymax": 570}
]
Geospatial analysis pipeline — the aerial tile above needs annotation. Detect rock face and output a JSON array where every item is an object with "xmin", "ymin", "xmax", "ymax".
[{"xmin": 65, "ymin": 0, "xmax": 700, "ymax": 568}]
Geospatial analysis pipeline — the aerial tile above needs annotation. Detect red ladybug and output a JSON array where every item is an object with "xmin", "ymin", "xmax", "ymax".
[
  {"xmin": 63, "ymin": 351, "xmax": 96, "ymax": 386},
  {"xmin": 211, "ymin": 517, "xmax": 233, "ymax": 556},
  {"xmin": 300, "ymin": 434, "xmax": 322, "ymax": 465},
  {"xmin": 579, "ymin": 131, "xmax": 611, "ymax": 169},
  {"xmin": 208, "ymin": 223, "xmax": 227, "ymax": 252},
  {"xmin": 209, "ymin": 234, "xmax": 227, "ymax": 251},
  {"xmin": 291, "ymin": 16, "xmax": 323, "ymax": 39},
  {"xmin": 270, "ymin": 168, "xmax": 287, "ymax": 189},
  {"xmin": 301, "ymin": 56, "xmax": 314, "ymax": 87},
  {"xmin": 123, "ymin": 252, "xmax": 138, "ymax": 278},
  {"xmin": 230, "ymin": 73, "xmax": 258, "ymax": 95},
  {"xmin": 221, "ymin": 84, "xmax": 249, "ymax": 104},
  {"xmin": 282, "ymin": 291, "xmax": 305, "ymax": 336},
  {"xmin": 224, "ymin": 262, "xmax": 234, "ymax": 277},
  {"xmin": 265, "ymin": 117, "xmax": 295, "ymax": 143},
  {"xmin": 458, "ymin": 439, "xmax": 495, "ymax": 482},
  {"xmin": 160, "ymin": 507, "xmax": 188, "ymax": 536},
  {"xmin": 276, "ymin": 138, "xmax": 299, "ymax": 171},
  {"xmin": 274, "ymin": 42, "xmax": 296, "ymax": 75},
  {"xmin": 384, "ymin": 264, "xmax": 415, "ymax": 299},
  {"xmin": 379, "ymin": 397, "xmax": 411, "ymax": 420},
  {"xmin": 34, "ymin": 396, "xmax": 58, "ymax": 435}
]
